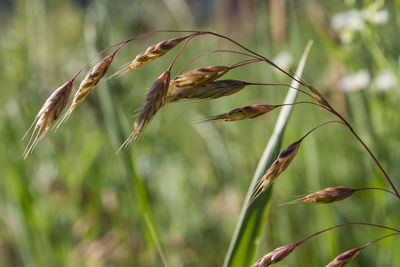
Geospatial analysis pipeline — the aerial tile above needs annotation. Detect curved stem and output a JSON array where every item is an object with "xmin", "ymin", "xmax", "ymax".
[
  {"xmin": 229, "ymin": 59, "xmax": 263, "ymax": 69},
  {"xmin": 167, "ymin": 32, "xmax": 203, "ymax": 72},
  {"xmin": 175, "ymin": 49, "xmax": 260, "ymax": 77},
  {"xmin": 330, "ymin": 109, "xmax": 400, "ymax": 200},
  {"xmin": 299, "ymin": 120, "xmax": 345, "ymax": 142},
  {"xmin": 360, "ymin": 233, "xmax": 400, "ymax": 249},
  {"xmin": 296, "ymin": 222, "xmax": 400, "ymax": 247},
  {"xmin": 247, "ymin": 82, "xmax": 314, "ymax": 99},
  {"xmin": 275, "ymin": 101, "xmax": 333, "ymax": 113},
  {"xmin": 355, "ymin": 187, "xmax": 398, "ymax": 198},
  {"xmin": 71, "ymin": 30, "xmax": 202, "ymax": 81},
  {"xmin": 199, "ymin": 31, "xmax": 306, "ymax": 86}
]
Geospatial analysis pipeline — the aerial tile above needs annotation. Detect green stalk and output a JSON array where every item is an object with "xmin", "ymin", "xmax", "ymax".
[{"xmin": 223, "ymin": 41, "xmax": 313, "ymax": 267}]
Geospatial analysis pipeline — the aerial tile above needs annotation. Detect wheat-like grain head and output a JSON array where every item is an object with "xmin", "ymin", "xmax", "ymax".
[
  {"xmin": 289, "ymin": 187, "xmax": 357, "ymax": 204},
  {"xmin": 110, "ymin": 36, "xmax": 187, "ymax": 78},
  {"xmin": 166, "ymin": 79, "xmax": 246, "ymax": 103},
  {"xmin": 326, "ymin": 248, "xmax": 362, "ymax": 267},
  {"xmin": 253, "ymin": 243, "xmax": 298, "ymax": 267},
  {"xmin": 250, "ymin": 139, "xmax": 302, "ymax": 204},
  {"xmin": 170, "ymin": 65, "xmax": 229, "ymax": 88},
  {"xmin": 203, "ymin": 104, "xmax": 277, "ymax": 122},
  {"xmin": 120, "ymin": 70, "xmax": 171, "ymax": 149},
  {"xmin": 23, "ymin": 80, "xmax": 74, "ymax": 158},
  {"xmin": 57, "ymin": 53, "xmax": 115, "ymax": 126}
]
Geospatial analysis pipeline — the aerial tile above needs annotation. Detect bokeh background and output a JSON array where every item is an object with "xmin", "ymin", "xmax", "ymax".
[{"xmin": 1, "ymin": 0, "xmax": 400, "ymax": 266}]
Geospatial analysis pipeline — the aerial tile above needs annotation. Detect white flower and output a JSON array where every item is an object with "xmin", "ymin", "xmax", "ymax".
[
  {"xmin": 338, "ymin": 69, "xmax": 370, "ymax": 92},
  {"xmin": 373, "ymin": 70, "xmax": 396, "ymax": 92},
  {"xmin": 361, "ymin": 9, "xmax": 389, "ymax": 25},
  {"xmin": 331, "ymin": 9, "xmax": 364, "ymax": 31}
]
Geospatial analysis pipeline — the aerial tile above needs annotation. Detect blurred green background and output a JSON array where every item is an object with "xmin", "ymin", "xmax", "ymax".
[{"xmin": 1, "ymin": 0, "xmax": 400, "ymax": 266}]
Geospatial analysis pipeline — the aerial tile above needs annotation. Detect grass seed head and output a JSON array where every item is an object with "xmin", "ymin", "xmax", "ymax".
[
  {"xmin": 326, "ymin": 248, "xmax": 362, "ymax": 267},
  {"xmin": 305, "ymin": 83, "xmax": 331, "ymax": 108},
  {"xmin": 23, "ymin": 80, "xmax": 74, "ymax": 158},
  {"xmin": 121, "ymin": 70, "xmax": 170, "ymax": 149},
  {"xmin": 110, "ymin": 37, "xmax": 186, "ymax": 78},
  {"xmin": 250, "ymin": 140, "xmax": 302, "ymax": 203},
  {"xmin": 253, "ymin": 243, "xmax": 297, "ymax": 267},
  {"xmin": 290, "ymin": 186, "xmax": 357, "ymax": 204},
  {"xmin": 167, "ymin": 65, "xmax": 230, "ymax": 99},
  {"xmin": 57, "ymin": 53, "xmax": 115, "ymax": 126},
  {"xmin": 203, "ymin": 104, "xmax": 277, "ymax": 122},
  {"xmin": 167, "ymin": 79, "xmax": 246, "ymax": 102}
]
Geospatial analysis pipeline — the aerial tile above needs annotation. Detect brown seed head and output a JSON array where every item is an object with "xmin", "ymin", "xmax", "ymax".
[
  {"xmin": 305, "ymin": 84, "xmax": 331, "ymax": 108},
  {"xmin": 166, "ymin": 65, "xmax": 230, "ymax": 100},
  {"xmin": 23, "ymin": 80, "xmax": 74, "ymax": 158},
  {"xmin": 204, "ymin": 104, "xmax": 277, "ymax": 122},
  {"xmin": 261, "ymin": 140, "xmax": 301, "ymax": 189},
  {"xmin": 121, "ymin": 70, "xmax": 170, "ymax": 149},
  {"xmin": 253, "ymin": 243, "xmax": 297, "ymax": 267},
  {"xmin": 69, "ymin": 53, "xmax": 115, "ymax": 112},
  {"xmin": 250, "ymin": 140, "xmax": 302, "ymax": 203},
  {"xmin": 291, "ymin": 187, "xmax": 357, "ymax": 204},
  {"xmin": 128, "ymin": 37, "xmax": 186, "ymax": 70},
  {"xmin": 326, "ymin": 248, "xmax": 362, "ymax": 267},
  {"xmin": 167, "ymin": 79, "xmax": 245, "ymax": 102}
]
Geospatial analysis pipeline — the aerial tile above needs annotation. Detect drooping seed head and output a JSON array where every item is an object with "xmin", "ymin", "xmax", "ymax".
[
  {"xmin": 167, "ymin": 79, "xmax": 246, "ymax": 102},
  {"xmin": 120, "ymin": 70, "xmax": 170, "ymax": 149},
  {"xmin": 129, "ymin": 37, "xmax": 186, "ymax": 69},
  {"xmin": 55, "ymin": 53, "xmax": 115, "ymax": 127},
  {"xmin": 203, "ymin": 104, "xmax": 277, "ymax": 122},
  {"xmin": 250, "ymin": 140, "xmax": 302, "ymax": 203},
  {"xmin": 70, "ymin": 53, "xmax": 115, "ymax": 111},
  {"xmin": 305, "ymin": 84, "xmax": 331, "ymax": 108},
  {"xmin": 166, "ymin": 65, "xmax": 230, "ymax": 101},
  {"xmin": 23, "ymin": 80, "xmax": 74, "ymax": 158},
  {"xmin": 290, "ymin": 186, "xmax": 357, "ymax": 204},
  {"xmin": 253, "ymin": 243, "xmax": 297, "ymax": 267},
  {"xmin": 109, "ymin": 37, "xmax": 187, "ymax": 78},
  {"xmin": 326, "ymin": 248, "xmax": 362, "ymax": 267}
]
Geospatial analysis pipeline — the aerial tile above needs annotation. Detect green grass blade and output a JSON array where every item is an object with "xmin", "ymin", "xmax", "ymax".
[
  {"xmin": 97, "ymin": 82, "xmax": 158, "ymax": 246},
  {"xmin": 223, "ymin": 40, "xmax": 313, "ymax": 267}
]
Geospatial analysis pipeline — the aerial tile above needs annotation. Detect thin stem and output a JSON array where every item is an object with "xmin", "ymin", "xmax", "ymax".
[
  {"xmin": 299, "ymin": 120, "xmax": 345, "ymax": 142},
  {"xmin": 228, "ymin": 59, "xmax": 263, "ymax": 69},
  {"xmin": 247, "ymin": 82, "xmax": 314, "ymax": 99},
  {"xmin": 175, "ymin": 49, "xmax": 260, "ymax": 77},
  {"xmin": 355, "ymin": 187, "xmax": 398, "ymax": 198},
  {"xmin": 167, "ymin": 32, "xmax": 203, "ymax": 72},
  {"xmin": 200, "ymin": 31, "xmax": 306, "ymax": 86},
  {"xmin": 360, "ymin": 233, "xmax": 400, "ymax": 249},
  {"xmin": 330, "ymin": 109, "xmax": 400, "ymax": 200},
  {"xmin": 275, "ymin": 101, "xmax": 333, "ymax": 113},
  {"xmin": 71, "ymin": 30, "xmax": 202, "ymax": 81},
  {"xmin": 296, "ymin": 222, "xmax": 400, "ymax": 247}
]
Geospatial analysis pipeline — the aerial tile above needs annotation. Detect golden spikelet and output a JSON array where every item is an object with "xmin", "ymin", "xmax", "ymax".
[
  {"xmin": 57, "ymin": 53, "xmax": 115, "ymax": 126},
  {"xmin": 23, "ymin": 80, "xmax": 73, "ymax": 158},
  {"xmin": 250, "ymin": 139, "xmax": 302, "ymax": 204},
  {"xmin": 326, "ymin": 248, "xmax": 362, "ymax": 267},
  {"xmin": 169, "ymin": 65, "xmax": 229, "ymax": 90},
  {"xmin": 203, "ymin": 104, "xmax": 277, "ymax": 122},
  {"xmin": 253, "ymin": 243, "xmax": 297, "ymax": 267},
  {"xmin": 120, "ymin": 70, "xmax": 171, "ymax": 149},
  {"xmin": 167, "ymin": 79, "xmax": 246, "ymax": 102},
  {"xmin": 289, "ymin": 187, "xmax": 356, "ymax": 204},
  {"xmin": 110, "ymin": 37, "xmax": 186, "ymax": 78},
  {"xmin": 303, "ymin": 82, "xmax": 331, "ymax": 108}
]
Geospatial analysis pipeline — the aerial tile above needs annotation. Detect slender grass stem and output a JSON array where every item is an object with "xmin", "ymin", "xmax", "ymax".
[
  {"xmin": 330, "ymin": 109, "xmax": 400, "ymax": 200},
  {"xmin": 360, "ymin": 233, "xmax": 400, "ymax": 249},
  {"xmin": 355, "ymin": 187, "xmax": 398, "ymax": 198},
  {"xmin": 296, "ymin": 222, "xmax": 400, "ymax": 247}
]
